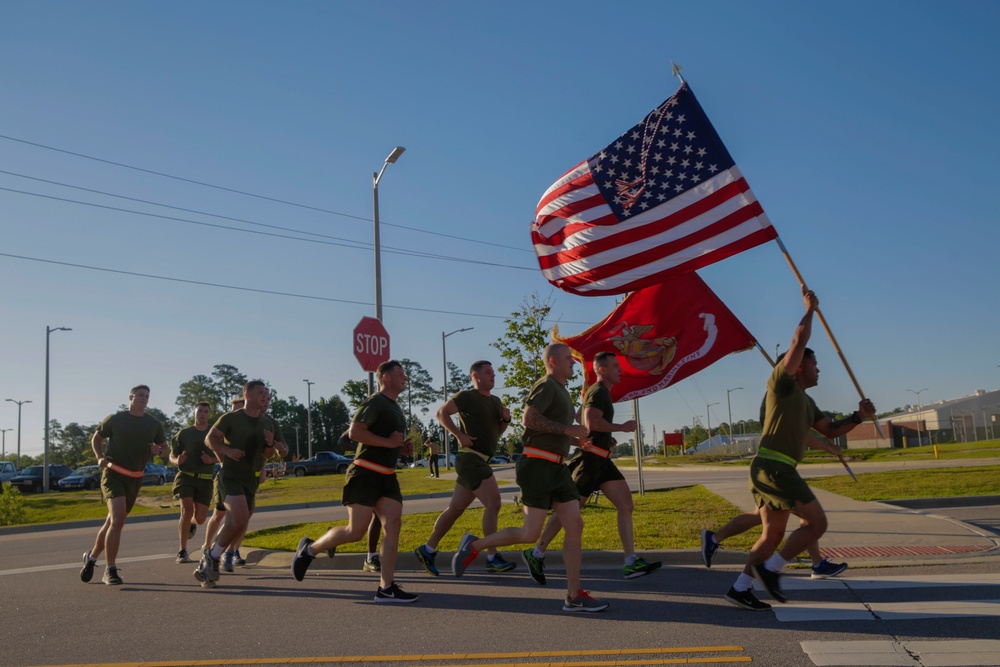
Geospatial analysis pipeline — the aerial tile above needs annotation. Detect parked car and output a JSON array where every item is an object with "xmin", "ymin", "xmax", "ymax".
[
  {"xmin": 489, "ymin": 456, "xmax": 510, "ymax": 465},
  {"xmin": 410, "ymin": 453, "xmax": 456, "ymax": 468},
  {"xmin": 58, "ymin": 465, "xmax": 102, "ymax": 491},
  {"xmin": 509, "ymin": 453, "xmax": 522, "ymax": 462},
  {"xmin": 141, "ymin": 463, "xmax": 170, "ymax": 486},
  {"xmin": 289, "ymin": 451, "xmax": 353, "ymax": 477},
  {"xmin": 9, "ymin": 464, "xmax": 73, "ymax": 493},
  {"xmin": 0, "ymin": 460, "xmax": 18, "ymax": 483}
]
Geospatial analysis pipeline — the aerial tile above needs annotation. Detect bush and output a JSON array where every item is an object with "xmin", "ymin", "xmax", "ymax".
[{"xmin": 0, "ymin": 483, "xmax": 26, "ymax": 526}]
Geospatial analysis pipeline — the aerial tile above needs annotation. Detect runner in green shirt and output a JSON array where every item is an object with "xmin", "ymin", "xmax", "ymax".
[
  {"xmin": 80, "ymin": 384, "xmax": 167, "ymax": 586},
  {"xmin": 414, "ymin": 360, "xmax": 516, "ymax": 576},
  {"xmin": 169, "ymin": 401, "xmax": 215, "ymax": 564}
]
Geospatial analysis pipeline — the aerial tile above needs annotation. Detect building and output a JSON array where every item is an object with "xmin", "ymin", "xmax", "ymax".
[{"xmin": 847, "ymin": 389, "xmax": 1000, "ymax": 449}]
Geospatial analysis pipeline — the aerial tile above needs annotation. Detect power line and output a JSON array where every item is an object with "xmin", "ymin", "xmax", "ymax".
[
  {"xmin": 0, "ymin": 251, "xmax": 591, "ymax": 325},
  {"xmin": 0, "ymin": 133, "xmax": 531, "ymax": 253}
]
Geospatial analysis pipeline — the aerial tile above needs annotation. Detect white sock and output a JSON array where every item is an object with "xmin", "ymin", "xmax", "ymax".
[
  {"xmin": 532, "ymin": 547, "xmax": 545, "ymax": 559},
  {"xmin": 733, "ymin": 573, "xmax": 756, "ymax": 592},
  {"xmin": 210, "ymin": 545, "xmax": 223, "ymax": 560},
  {"xmin": 424, "ymin": 544, "xmax": 437, "ymax": 554},
  {"xmin": 624, "ymin": 554, "xmax": 637, "ymax": 566},
  {"xmin": 304, "ymin": 544, "xmax": 315, "ymax": 558},
  {"xmin": 764, "ymin": 554, "xmax": 789, "ymax": 571},
  {"xmin": 368, "ymin": 552, "xmax": 378, "ymax": 560}
]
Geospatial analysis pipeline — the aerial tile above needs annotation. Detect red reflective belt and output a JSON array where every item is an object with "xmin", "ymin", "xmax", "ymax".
[
  {"xmin": 352, "ymin": 459, "xmax": 395, "ymax": 475},
  {"xmin": 523, "ymin": 447, "xmax": 565, "ymax": 465},
  {"xmin": 106, "ymin": 463, "xmax": 143, "ymax": 479},
  {"xmin": 580, "ymin": 443, "xmax": 611, "ymax": 459}
]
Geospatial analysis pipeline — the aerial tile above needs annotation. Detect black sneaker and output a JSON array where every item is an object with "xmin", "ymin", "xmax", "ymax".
[
  {"xmin": 521, "ymin": 548, "xmax": 546, "ymax": 585},
  {"xmin": 362, "ymin": 554, "xmax": 381, "ymax": 573},
  {"xmin": 724, "ymin": 586, "xmax": 771, "ymax": 611},
  {"xmin": 102, "ymin": 566, "xmax": 123, "ymax": 586},
  {"xmin": 327, "ymin": 546, "xmax": 336, "ymax": 559},
  {"xmin": 811, "ymin": 558, "xmax": 848, "ymax": 579},
  {"xmin": 292, "ymin": 537, "xmax": 314, "ymax": 581},
  {"xmin": 80, "ymin": 552, "xmax": 96, "ymax": 583},
  {"xmin": 188, "ymin": 523, "xmax": 197, "ymax": 538},
  {"xmin": 176, "ymin": 549, "xmax": 192, "ymax": 564},
  {"xmin": 374, "ymin": 582, "xmax": 419, "ymax": 603},
  {"xmin": 700, "ymin": 530, "xmax": 719, "ymax": 568},
  {"xmin": 751, "ymin": 564, "xmax": 786, "ymax": 603}
]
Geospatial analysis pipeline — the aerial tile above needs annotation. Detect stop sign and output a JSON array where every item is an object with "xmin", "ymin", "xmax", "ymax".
[{"xmin": 353, "ymin": 316, "xmax": 391, "ymax": 372}]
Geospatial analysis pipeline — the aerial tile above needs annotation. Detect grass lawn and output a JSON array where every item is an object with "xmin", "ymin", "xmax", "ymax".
[
  {"xmin": 242, "ymin": 485, "xmax": 761, "ymax": 553},
  {"xmin": 809, "ymin": 465, "xmax": 1000, "ymax": 501}
]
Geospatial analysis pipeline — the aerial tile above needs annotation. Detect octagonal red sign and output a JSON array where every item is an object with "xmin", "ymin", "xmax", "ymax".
[{"xmin": 353, "ymin": 316, "xmax": 390, "ymax": 372}]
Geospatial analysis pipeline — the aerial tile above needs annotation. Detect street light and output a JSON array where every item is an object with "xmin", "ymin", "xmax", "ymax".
[
  {"xmin": 369, "ymin": 146, "xmax": 406, "ymax": 394},
  {"xmin": 726, "ymin": 387, "xmax": 742, "ymax": 449},
  {"xmin": 45, "ymin": 326, "xmax": 72, "ymax": 492},
  {"xmin": 6, "ymin": 398, "xmax": 32, "ymax": 469},
  {"xmin": 0, "ymin": 428, "xmax": 10, "ymax": 460},
  {"xmin": 442, "ymin": 327, "xmax": 473, "ymax": 470},
  {"xmin": 706, "ymin": 402, "xmax": 719, "ymax": 443},
  {"xmin": 907, "ymin": 388, "xmax": 928, "ymax": 447},
  {"xmin": 303, "ymin": 380, "xmax": 315, "ymax": 459}
]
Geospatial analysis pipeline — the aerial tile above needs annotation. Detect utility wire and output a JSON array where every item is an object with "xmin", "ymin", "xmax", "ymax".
[{"xmin": 0, "ymin": 133, "xmax": 531, "ymax": 253}]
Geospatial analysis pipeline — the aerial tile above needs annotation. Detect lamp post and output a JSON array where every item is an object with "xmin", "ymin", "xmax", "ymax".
[
  {"xmin": 0, "ymin": 428, "xmax": 10, "ymax": 460},
  {"xmin": 706, "ymin": 402, "xmax": 719, "ymax": 444},
  {"xmin": 44, "ymin": 326, "xmax": 72, "ymax": 492},
  {"xmin": 726, "ymin": 387, "xmax": 742, "ymax": 454},
  {"xmin": 442, "ymin": 327, "xmax": 473, "ymax": 470},
  {"xmin": 303, "ymin": 380, "xmax": 315, "ymax": 459},
  {"xmin": 5, "ymin": 399, "xmax": 32, "ymax": 469},
  {"xmin": 369, "ymin": 146, "xmax": 406, "ymax": 394},
  {"xmin": 907, "ymin": 388, "xmax": 928, "ymax": 447}
]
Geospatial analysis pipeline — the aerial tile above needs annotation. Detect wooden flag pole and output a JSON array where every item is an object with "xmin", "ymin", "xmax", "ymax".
[{"xmin": 774, "ymin": 237, "xmax": 884, "ymax": 438}]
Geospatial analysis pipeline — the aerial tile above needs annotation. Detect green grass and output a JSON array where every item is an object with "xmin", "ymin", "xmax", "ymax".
[
  {"xmin": 243, "ymin": 485, "xmax": 761, "ymax": 553},
  {"xmin": 809, "ymin": 465, "xmax": 1000, "ymax": 501}
]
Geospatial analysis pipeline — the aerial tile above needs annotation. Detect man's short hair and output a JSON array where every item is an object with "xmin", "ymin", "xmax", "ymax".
[
  {"xmin": 195, "ymin": 401, "xmax": 211, "ymax": 410},
  {"xmin": 130, "ymin": 384, "xmax": 150, "ymax": 396},
  {"xmin": 593, "ymin": 351, "xmax": 616, "ymax": 369},
  {"xmin": 543, "ymin": 343, "xmax": 567, "ymax": 360},
  {"xmin": 243, "ymin": 379, "xmax": 266, "ymax": 396},
  {"xmin": 470, "ymin": 360, "xmax": 492, "ymax": 375},
  {"xmin": 776, "ymin": 348, "xmax": 815, "ymax": 365},
  {"xmin": 377, "ymin": 360, "xmax": 403, "ymax": 386},
  {"xmin": 231, "ymin": 397, "xmax": 246, "ymax": 408}
]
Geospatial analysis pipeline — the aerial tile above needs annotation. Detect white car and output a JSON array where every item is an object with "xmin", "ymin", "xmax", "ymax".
[{"xmin": 410, "ymin": 453, "xmax": 455, "ymax": 468}]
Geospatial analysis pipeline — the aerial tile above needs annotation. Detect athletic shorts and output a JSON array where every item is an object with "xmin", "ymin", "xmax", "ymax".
[
  {"xmin": 219, "ymin": 476, "xmax": 257, "ymax": 513},
  {"xmin": 515, "ymin": 456, "xmax": 579, "ymax": 510},
  {"xmin": 341, "ymin": 466, "xmax": 402, "ymax": 507},
  {"xmin": 567, "ymin": 451, "xmax": 625, "ymax": 498},
  {"xmin": 210, "ymin": 477, "xmax": 226, "ymax": 511},
  {"xmin": 749, "ymin": 456, "xmax": 815, "ymax": 511},
  {"xmin": 455, "ymin": 452, "xmax": 494, "ymax": 491},
  {"xmin": 101, "ymin": 470, "xmax": 143, "ymax": 513},
  {"xmin": 172, "ymin": 472, "xmax": 213, "ymax": 506}
]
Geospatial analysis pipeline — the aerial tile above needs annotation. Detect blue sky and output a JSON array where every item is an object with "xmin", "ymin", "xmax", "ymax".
[{"xmin": 2, "ymin": 1, "xmax": 998, "ymax": 458}]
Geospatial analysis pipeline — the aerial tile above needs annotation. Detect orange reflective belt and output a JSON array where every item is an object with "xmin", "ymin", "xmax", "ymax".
[
  {"xmin": 106, "ymin": 463, "xmax": 143, "ymax": 479},
  {"xmin": 352, "ymin": 458, "xmax": 395, "ymax": 475},
  {"xmin": 523, "ymin": 447, "xmax": 565, "ymax": 465},
  {"xmin": 580, "ymin": 443, "xmax": 611, "ymax": 459}
]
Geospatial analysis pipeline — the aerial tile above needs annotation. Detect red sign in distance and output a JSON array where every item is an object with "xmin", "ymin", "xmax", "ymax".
[{"xmin": 353, "ymin": 316, "xmax": 390, "ymax": 372}]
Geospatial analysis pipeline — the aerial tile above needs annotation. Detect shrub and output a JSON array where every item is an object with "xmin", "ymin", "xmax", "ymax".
[{"xmin": 0, "ymin": 483, "xmax": 26, "ymax": 526}]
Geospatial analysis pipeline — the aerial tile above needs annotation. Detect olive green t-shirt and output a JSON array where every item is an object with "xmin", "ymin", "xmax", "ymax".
[
  {"xmin": 212, "ymin": 410, "xmax": 268, "ymax": 485},
  {"xmin": 759, "ymin": 361, "xmax": 823, "ymax": 462},
  {"xmin": 251, "ymin": 414, "xmax": 286, "ymax": 473},
  {"xmin": 170, "ymin": 425, "xmax": 214, "ymax": 475},
  {"xmin": 452, "ymin": 389, "xmax": 505, "ymax": 458},
  {"xmin": 583, "ymin": 382, "xmax": 615, "ymax": 451},
  {"xmin": 97, "ymin": 411, "xmax": 167, "ymax": 472},
  {"xmin": 522, "ymin": 375, "xmax": 575, "ymax": 457},
  {"xmin": 352, "ymin": 393, "xmax": 406, "ymax": 470}
]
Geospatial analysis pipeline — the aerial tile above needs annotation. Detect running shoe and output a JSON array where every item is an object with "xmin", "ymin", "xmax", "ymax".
[
  {"xmin": 623, "ymin": 556, "xmax": 662, "ymax": 579},
  {"xmin": 700, "ymin": 529, "xmax": 719, "ymax": 568},
  {"xmin": 485, "ymin": 553, "xmax": 516, "ymax": 573},
  {"xmin": 724, "ymin": 586, "xmax": 771, "ymax": 611},
  {"xmin": 327, "ymin": 546, "xmax": 337, "ymax": 559},
  {"xmin": 374, "ymin": 582, "xmax": 419, "ymax": 603},
  {"xmin": 188, "ymin": 523, "xmax": 197, "ymax": 538},
  {"xmin": 363, "ymin": 554, "xmax": 381, "ymax": 573},
  {"xmin": 80, "ymin": 551, "xmax": 96, "ymax": 583},
  {"xmin": 562, "ymin": 589, "xmax": 609, "ymax": 612},
  {"xmin": 223, "ymin": 551, "xmax": 235, "ymax": 573},
  {"xmin": 451, "ymin": 532, "xmax": 479, "ymax": 578},
  {"xmin": 415, "ymin": 544, "xmax": 439, "ymax": 576},
  {"xmin": 102, "ymin": 566, "xmax": 123, "ymax": 586},
  {"xmin": 194, "ymin": 548, "xmax": 220, "ymax": 587},
  {"xmin": 176, "ymin": 549, "xmax": 192, "ymax": 564},
  {"xmin": 291, "ymin": 537, "xmax": 314, "ymax": 581},
  {"xmin": 233, "ymin": 550, "xmax": 246, "ymax": 566},
  {"xmin": 521, "ymin": 548, "xmax": 546, "ymax": 585},
  {"xmin": 811, "ymin": 558, "xmax": 848, "ymax": 579},
  {"xmin": 751, "ymin": 563, "xmax": 786, "ymax": 603}
]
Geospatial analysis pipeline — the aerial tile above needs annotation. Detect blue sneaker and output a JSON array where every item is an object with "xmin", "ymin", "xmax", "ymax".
[
  {"xmin": 415, "ymin": 544, "xmax": 439, "ymax": 576},
  {"xmin": 223, "ymin": 551, "xmax": 234, "ymax": 573},
  {"xmin": 811, "ymin": 558, "xmax": 848, "ymax": 579},
  {"xmin": 291, "ymin": 537, "xmax": 314, "ymax": 581},
  {"xmin": 700, "ymin": 530, "xmax": 719, "ymax": 568},
  {"xmin": 485, "ymin": 553, "xmax": 516, "ymax": 573}
]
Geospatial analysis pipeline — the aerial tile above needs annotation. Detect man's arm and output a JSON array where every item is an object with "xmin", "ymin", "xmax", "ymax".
[
  {"xmin": 813, "ymin": 399, "xmax": 876, "ymax": 439},
  {"xmin": 436, "ymin": 399, "xmax": 473, "ymax": 448},
  {"xmin": 781, "ymin": 287, "xmax": 818, "ymax": 376},
  {"xmin": 583, "ymin": 406, "xmax": 636, "ymax": 434},
  {"xmin": 348, "ymin": 421, "xmax": 405, "ymax": 449},
  {"xmin": 91, "ymin": 432, "xmax": 107, "ymax": 466},
  {"xmin": 523, "ymin": 406, "xmax": 588, "ymax": 439},
  {"xmin": 206, "ymin": 427, "xmax": 244, "ymax": 461}
]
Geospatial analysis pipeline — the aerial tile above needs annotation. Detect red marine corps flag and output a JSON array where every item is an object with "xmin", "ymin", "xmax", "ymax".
[
  {"xmin": 555, "ymin": 272, "xmax": 756, "ymax": 402},
  {"xmin": 533, "ymin": 83, "xmax": 777, "ymax": 297}
]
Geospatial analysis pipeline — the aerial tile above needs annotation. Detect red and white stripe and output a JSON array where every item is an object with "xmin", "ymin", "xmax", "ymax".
[{"xmin": 532, "ymin": 164, "xmax": 777, "ymax": 296}]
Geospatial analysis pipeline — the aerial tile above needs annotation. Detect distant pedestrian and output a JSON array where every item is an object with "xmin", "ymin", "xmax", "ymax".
[{"xmin": 427, "ymin": 437, "xmax": 441, "ymax": 478}]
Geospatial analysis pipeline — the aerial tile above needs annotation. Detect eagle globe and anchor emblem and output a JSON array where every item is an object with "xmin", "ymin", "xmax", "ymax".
[{"xmin": 609, "ymin": 323, "xmax": 678, "ymax": 375}]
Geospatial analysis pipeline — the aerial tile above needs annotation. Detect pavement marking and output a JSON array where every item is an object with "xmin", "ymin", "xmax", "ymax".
[
  {"xmin": 0, "ymin": 553, "xmax": 174, "ymax": 576},
  {"xmin": 801, "ymin": 639, "xmax": 1000, "ymax": 666},
  {"xmin": 23, "ymin": 646, "xmax": 752, "ymax": 667},
  {"xmin": 821, "ymin": 545, "xmax": 994, "ymax": 557},
  {"xmin": 782, "ymin": 572, "xmax": 1000, "ymax": 590}
]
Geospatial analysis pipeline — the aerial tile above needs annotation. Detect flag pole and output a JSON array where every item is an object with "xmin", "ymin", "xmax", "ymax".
[
  {"xmin": 632, "ymin": 398, "xmax": 645, "ymax": 495},
  {"xmin": 671, "ymin": 61, "xmax": 685, "ymax": 84},
  {"xmin": 773, "ymin": 237, "xmax": 884, "ymax": 438}
]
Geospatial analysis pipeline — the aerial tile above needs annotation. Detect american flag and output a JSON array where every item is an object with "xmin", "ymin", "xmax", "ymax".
[{"xmin": 532, "ymin": 83, "xmax": 777, "ymax": 297}]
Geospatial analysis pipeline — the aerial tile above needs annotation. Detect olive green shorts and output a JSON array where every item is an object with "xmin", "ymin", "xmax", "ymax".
[
  {"xmin": 101, "ymin": 470, "xmax": 143, "ymax": 513},
  {"xmin": 455, "ymin": 452, "xmax": 494, "ymax": 491},
  {"xmin": 219, "ymin": 475, "xmax": 257, "ymax": 513},
  {"xmin": 567, "ymin": 451, "xmax": 625, "ymax": 498},
  {"xmin": 749, "ymin": 456, "xmax": 815, "ymax": 511},
  {"xmin": 341, "ymin": 466, "xmax": 402, "ymax": 507},
  {"xmin": 515, "ymin": 456, "xmax": 580, "ymax": 510},
  {"xmin": 172, "ymin": 472, "xmax": 214, "ymax": 507}
]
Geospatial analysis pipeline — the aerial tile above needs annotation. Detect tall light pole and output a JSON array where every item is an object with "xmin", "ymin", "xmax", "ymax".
[
  {"xmin": 0, "ymin": 428, "xmax": 10, "ymax": 460},
  {"xmin": 726, "ymin": 387, "xmax": 742, "ymax": 452},
  {"xmin": 907, "ymin": 388, "xmax": 928, "ymax": 447},
  {"xmin": 442, "ymin": 327, "xmax": 473, "ymax": 470},
  {"xmin": 303, "ymin": 379, "xmax": 315, "ymax": 459},
  {"xmin": 5, "ymin": 399, "xmax": 32, "ymax": 469},
  {"xmin": 44, "ymin": 326, "xmax": 72, "ymax": 492},
  {"xmin": 706, "ymin": 402, "xmax": 719, "ymax": 443},
  {"xmin": 369, "ymin": 146, "xmax": 406, "ymax": 394}
]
